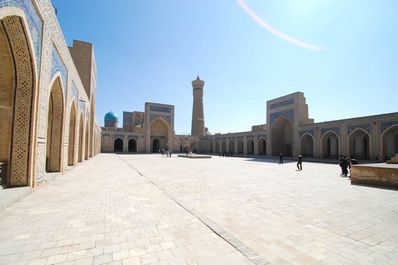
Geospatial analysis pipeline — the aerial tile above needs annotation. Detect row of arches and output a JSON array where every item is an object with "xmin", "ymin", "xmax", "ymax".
[
  {"xmin": 0, "ymin": 12, "xmax": 96, "ymax": 187},
  {"xmin": 212, "ymin": 138, "xmax": 267, "ymax": 156},
  {"xmin": 208, "ymin": 117, "xmax": 398, "ymax": 160},
  {"xmin": 113, "ymin": 138, "xmax": 138, "ymax": 153}
]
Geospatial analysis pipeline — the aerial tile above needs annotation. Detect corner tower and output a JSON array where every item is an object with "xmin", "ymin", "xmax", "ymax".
[{"xmin": 191, "ymin": 76, "xmax": 205, "ymax": 136}]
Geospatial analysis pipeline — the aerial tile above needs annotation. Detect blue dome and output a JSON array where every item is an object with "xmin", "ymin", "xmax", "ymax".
[{"xmin": 104, "ymin": 111, "xmax": 118, "ymax": 122}]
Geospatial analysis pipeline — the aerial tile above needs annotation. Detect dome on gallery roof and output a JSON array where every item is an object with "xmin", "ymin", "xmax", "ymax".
[{"xmin": 104, "ymin": 111, "xmax": 118, "ymax": 122}]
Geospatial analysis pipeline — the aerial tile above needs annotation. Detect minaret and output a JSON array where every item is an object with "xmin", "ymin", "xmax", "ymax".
[{"xmin": 191, "ymin": 76, "xmax": 205, "ymax": 137}]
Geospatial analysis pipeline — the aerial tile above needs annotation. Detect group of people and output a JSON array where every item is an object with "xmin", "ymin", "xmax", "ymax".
[
  {"xmin": 218, "ymin": 152, "xmax": 234, "ymax": 157},
  {"xmin": 339, "ymin": 155, "xmax": 355, "ymax": 177},
  {"xmin": 279, "ymin": 153, "xmax": 303, "ymax": 170},
  {"xmin": 159, "ymin": 148, "xmax": 173, "ymax": 157}
]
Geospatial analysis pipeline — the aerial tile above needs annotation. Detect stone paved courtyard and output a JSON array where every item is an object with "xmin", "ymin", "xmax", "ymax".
[{"xmin": 1, "ymin": 154, "xmax": 397, "ymax": 265}]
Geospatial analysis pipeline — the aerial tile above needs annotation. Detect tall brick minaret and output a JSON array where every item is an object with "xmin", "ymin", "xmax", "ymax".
[{"xmin": 191, "ymin": 76, "xmax": 205, "ymax": 137}]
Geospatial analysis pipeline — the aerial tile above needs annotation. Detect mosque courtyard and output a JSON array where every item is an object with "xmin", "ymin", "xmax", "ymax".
[{"xmin": 0, "ymin": 154, "xmax": 397, "ymax": 265}]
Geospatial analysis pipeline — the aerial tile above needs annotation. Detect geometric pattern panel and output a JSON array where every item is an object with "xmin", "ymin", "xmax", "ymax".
[
  {"xmin": 150, "ymin": 105, "xmax": 172, "ymax": 113},
  {"xmin": 381, "ymin": 120, "xmax": 398, "ymax": 133},
  {"xmin": 0, "ymin": 0, "xmax": 42, "ymax": 73},
  {"xmin": 321, "ymin": 127, "xmax": 340, "ymax": 136},
  {"xmin": 270, "ymin": 109, "xmax": 294, "ymax": 124},
  {"xmin": 347, "ymin": 124, "xmax": 370, "ymax": 134},
  {"xmin": 51, "ymin": 45, "xmax": 68, "ymax": 94},
  {"xmin": 4, "ymin": 16, "xmax": 34, "ymax": 186},
  {"xmin": 150, "ymin": 113, "xmax": 171, "ymax": 125},
  {"xmin": 270, "ymin": 98, "xmax": 294, "ymax": 109},
  {"xmin": 299, "ymin": 129, "xmax": 315, "ymax": 137}
]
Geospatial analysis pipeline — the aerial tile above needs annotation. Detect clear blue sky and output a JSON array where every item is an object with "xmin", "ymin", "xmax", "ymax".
[{"xmin": 52, "ymin": 0, "xmax": 398, "ymax": 134}]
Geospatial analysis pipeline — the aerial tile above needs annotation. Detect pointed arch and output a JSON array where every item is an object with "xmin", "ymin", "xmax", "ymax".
[
  {"xmin": 300, "ymin": 133, "xmax": 314, "ymax": 158},
  {"xmin": 237, "ymin": 140, "xmax": 244, "ymax": 155},
  {"xmin": 381, "ymin": 125, "xmax": 398, "ymax": 160},
  {"xmin": 114, "ymin": 138, "xmax": 123, "ymax": 153},
  {"xmin": 78, "ymin": 113, "xmax": 84, "ymax": 162},
  {"xmin": 128, "ymin": 138, "xmax": 137, "ymax": 152},
  {"xmin": 348, "ymin": 128, "xmax": 370, "ymax": 160},
  {"xmin": 271, "ymin": 116, "xmax": 293, "ymax": 156},
  {"xmin": 84, "ymin": 119, "xmax": 89, "ymax": 160},
  {"xmin": 68, "ymin": 101, "xmax": 77, "ymax": 166},
  {"xmin": 0, "ymin": 13, "xmax": 37, "ymax": 186},
  {"xmin": 258, "ymin": 137, "xmax": 267, "ymax": 155},
  {"xmin": 247, "ymin": 138, "xmax": 254, "ymax": 155},
  {"xmin": 150, "ymin": 118, "xmax": 170, "ymax": 152},
  {"xmin": 321, "ymin": 130, "xmax": 340, "ymax": 159},
  {"xmin": 229, "ymin": 140, "xmax": 235, "ymax": 154},
  {"xmin": 46, "ymin": 76, "xmax": 64, "ymax": 172}
]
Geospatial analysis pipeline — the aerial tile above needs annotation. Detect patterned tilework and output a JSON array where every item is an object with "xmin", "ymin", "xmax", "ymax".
[
  {"xmin": 347, "ymin": 124, "xmax": 370, "ymax": 134},
  {"xmin": 299, "ymin": 129, "xmax": 315, "ymax": 137},
  {"xmin": 381, "ymin": 120, "xmax": 398, "ymax": 133},
  {"xmin": 79, "ymin": 100, "xmax": 85, "ymax": 115},
  {"xmin": 150, "ymin": 113, "xmax": 171, "ymax": 125},
  {"xmin": 51, "ymin": 45, "xmax": 68, "ymax": 94},
  {"xmin": 270, "ymin": 109, "xmax": 294, "ymax": 124},
  {"xmin": 0, "ymin": 0, "xmax": 43, "ymax": 72},
  {"xmin": 71, "ymin": 82, "xmax": 78, "ymax": 101},
  {"xmin": 150, "ymin": 106, "xmax": 172, "ymax": 113},
  {"xmin": 321, "ymin": 127, "xmax": 340, "ymax": 136},
  {"xmin": 270, "ymin": 99, "xmax": 294, "ymax": 109}
]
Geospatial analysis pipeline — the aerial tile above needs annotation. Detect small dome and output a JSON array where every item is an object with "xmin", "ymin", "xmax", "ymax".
[{"xmin": 104, "ymin": 111, "xmax": 118, "ymax": 122}]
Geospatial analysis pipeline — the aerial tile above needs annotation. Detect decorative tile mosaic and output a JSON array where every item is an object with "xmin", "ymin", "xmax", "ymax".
[
  {"xmin": 150, "ymin": 105, "xmax": 172, "ymax": 113},
  {"xmin": 321, "ymin": 127, "xmax": 340, "ymax": 136},
  {"xmin": 270, "ymin": 109, "xmax": 294, "ymax": 124},
  {"xmin": 0, "ymin": 0, "xmax": 43, "ymax": 73},
  {"xmin": 51, "ymin": 45, "xmax": 68, "ymax": 94},
  {"xmin": 299, "ymin": 129, "xmax": 314, "ymax": 137},
  {"xmin": 150, "ymin": 113, "xmax": 171, "ymax": 125},
  {"xmin": 381, "ymin": 120, "xmax": 398, "ymax": 133},
  {"xmin": 270, "ymin": 98, "xmax": 294, "ymax": 109},
  {"xmin": 347, "ymin": 124, "xmax": 370, "ymax": 134}
]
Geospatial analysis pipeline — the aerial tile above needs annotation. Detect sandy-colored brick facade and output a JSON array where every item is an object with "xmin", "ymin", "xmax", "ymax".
[
  {"xmin": 198, "ymin": 92, "xmax": 398, "ymax": 161},
  {"xmin": 0, "ymin": 0, "xmax": 100, "ymax": 188}
]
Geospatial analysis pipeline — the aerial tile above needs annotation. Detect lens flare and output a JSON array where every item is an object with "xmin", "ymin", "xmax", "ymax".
[{"xmin": 237, "ymin": 0, "xmax": 326, "ymax": 52}]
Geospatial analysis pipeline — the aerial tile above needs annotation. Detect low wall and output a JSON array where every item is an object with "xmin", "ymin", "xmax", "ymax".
[{"xmin": 351, "ymin": 164, "xmax": 398, "ymax": 189}]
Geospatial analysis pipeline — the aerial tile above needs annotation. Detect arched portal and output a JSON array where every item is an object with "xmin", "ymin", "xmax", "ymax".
[
  {"xmin": 237, "ymin": 141, "xmax": 244, "ymax": 154},
  {"xmin": 322, "ymin": 131, "xmax": 339, "ymax": 159},
  {"xmin": 89, "ymin": 99, "xmax": 94, "ymax": 157},
  {"xmin": 271, "ymin": 117, "xmax": 293, "ymax": 156},
  {"xmin": 258, "ymin": 138, "xmax": 267, "ymax": 155},
  {"xmin": 0, "ymin": 16, "xmax": 36, "ymax": 186},
  {"xmin": 222, "ymin": 141, "xmax": 227, "ymax": 153},
  {"xmin": 114, "ymin": 138, "xmax": 123, "ymax": 153},
  {"xmin": 247, "ymin": 139, "xmax": 254, "ymax": 155},
  {"xmin": 68, "ymin": 103, "xmax": 77, "ymax": 166},
  {"xmin": 209, "ymin": 141, "xmax": 214, "ymax": 153},
  {"xmin": 348, "ymin": 129, "xmax": 370, "ymax": 160},
  {"xmin": 215, "ymin": 141, "xmax": 220, "ymax": 153},
  {"xmin": 229, "ymin": 141, "xmax": 235, "ymax": 154},
  {"xmin": 46, "ymin": 77, "xmax": 64, "ymax": 172},
  {"xmin": 300, "ymin": 134, "xmax": 314, "ymax": 157},
  {"xmin": 150, "ymin": 118, "xmax": 169, "ymax": 152},
  {"xmin": 78, "ymin": 114, "xmax": 84, "ymax": 162},
  {"xmin": 382, "ymin": 125, "xmax": 398, "ymax": 160},
  {"xmin": 128, "ymin": 138, "xmax": 137, "ymax": 152},
  {"xmin": 152, "ymin": 139, "xmax": 160, "ymax": 153},
  {"xmin": 84, "ymin": 120, "xmax": 89, "ymax": 160}
]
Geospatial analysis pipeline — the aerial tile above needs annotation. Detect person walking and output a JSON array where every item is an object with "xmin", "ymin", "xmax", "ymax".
[
  {"xmin": 297, "ymin": 155, "xmax": 303, "ymax": 170},
  {"xmin": 279, "ymin": 153, "xmax": 284, "ymax": 164}
]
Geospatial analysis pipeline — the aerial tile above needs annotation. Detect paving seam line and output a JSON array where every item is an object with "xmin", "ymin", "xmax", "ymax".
[{"xmin": 118, "ymin": 155, "xmax": 271, "ymax": 265}]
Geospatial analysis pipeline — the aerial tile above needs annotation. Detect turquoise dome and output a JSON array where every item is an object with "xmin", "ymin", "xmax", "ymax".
[{"xmin": 104, "ymin": 111, "xmax": 118, "ymax": 122}]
